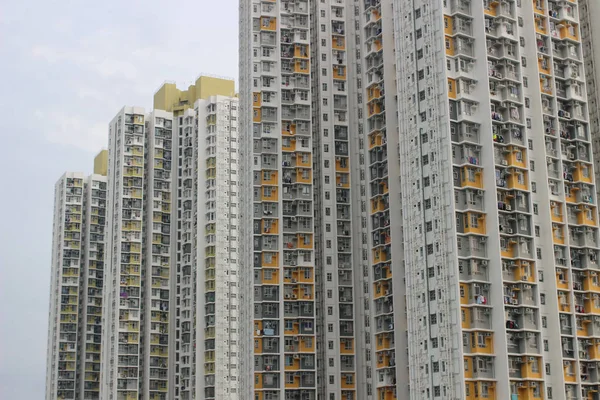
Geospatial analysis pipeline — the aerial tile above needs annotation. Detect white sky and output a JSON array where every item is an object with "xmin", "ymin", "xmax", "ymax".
[{"xmin": 0, "ymin": 1, "xmax": 238, "ymax": 398}]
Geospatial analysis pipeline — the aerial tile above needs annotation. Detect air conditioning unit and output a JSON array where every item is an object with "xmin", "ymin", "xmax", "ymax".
[
  {"xmin": 477, "ymin": 190, "xmax": 484, "ymax": 196},
  {"xmin": 507, "ymin": 228, "xmax": 514, "ymax": 234},
  {"xmin": 481, "ymin": 260, "xmax": 488, "ymax": 266},
  {"xmin": 506, "ymin": 205, "xmax": 512, "ymax": 211},
  {"xmin": 501, "ymin": 160, "xmax": 508, "ymax": 166},
  {"xmin": 529, "ymin": 357, "xmax": 536, "ymax": 362},
  {"xmin": 340, "ymin": 297, "xmax": 347, "ymax": 302},
  {"xmin": 293, "ymin": 336, "xmax": 299, "ymax": 342}
]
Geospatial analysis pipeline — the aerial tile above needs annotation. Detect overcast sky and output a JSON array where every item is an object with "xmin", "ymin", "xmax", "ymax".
[{"xmin": 0, "ymin": 1, "xmax": 237, "ymax": 398}]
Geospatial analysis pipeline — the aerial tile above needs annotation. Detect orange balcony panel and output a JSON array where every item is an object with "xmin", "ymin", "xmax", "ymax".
[
  {"xmin": 285, "ymin": 376, "xmax": 300, "ymax": 389},
  {"xmin": 254, "ymin": 339, "xmax": 263, "ymax": 354},
  {"xmin": 559, "ymin": 296, "xmax": 571, "ymax": 313},
  {"xmin": 260, "ymin": 16, "xmax": 276, "ymax": 31},
  {"xmin": 444, "ymin": 15, "xmax": 453, "ymax": 35},
  {"xmin": 294, "ymin": 61, "xmax": 309, "ymax": 73},
  {"xmin": 538, "ymin": 59, "xmax": 551, "ymax": 75},
  {"xmin": 253, "ymin": 92, "xmax": 262, "ymax": 107},
  {"xmin": 296, "ymin": 152, "xmax": 311, "ymax": 167},
  {"xmin": 285, "ymin": 358, "xmax": 300, "ymax": 371},
  {"xmin": 368, "ymin": 103, "xmax": 382, "ymax": 117},
  {"xmin": 367, "ymin": 86, "xmax": 382, "ymax": 102},
  {"xmin": 336, "ymin": 158, "xmax": 349, "ymax": 172},
  {"xmin": 574, "ymin": 163, "xmax": 593, "ymax": 183},
  {"xmin": 333, "ymin": 67, "xmax": 346, "ymax": 80},
  {"xmin": 470, "ymin": 333, "xmax": 494, "ymax": 354},
  {"xmin": 340, "ymin": 339, "xmax": 355, "ymax": 354},
  {"xmin": 448, "ymin": 78, "xmax": 457, "ymax": 99},
  {"xmin": 372, "ymin": 248, "xmax": 389, "ymax": 263},
  {"xmin": 369, "ymin": 132, "xmax": 384, "ymax": 149},
  {"xmin": 294, "ymin": 45, "xmax": 308, "ymax": 59},
  {"xmin": 381, "ymin": 179, "xmax": 389, "ymax": 194},
  {"xmin": 376, "ymin": 354, "xmax": 392, "ymax": 369},
  {"xmin": 533, "ymin": 0, "xmax": 546, "ymax": 14},
  {"xmin": 464, "ymin": 357, "xmax": 473, "ymax": 379},
  {"xmin": 373, "ymin": 39, "xmax": 382, "ymax": 51},
  {"xmin": 553, "ymin": 225, "xmax": 565, "ymax": 245},
  {"xmin": 460, "ymin": 283, "xmax": 469, "ymax": 305},
  {"xmin": 253, "ymin": 108, "xmax": 261, "ymax": 123},
  {"xmin": 376, "ymin": 388, "xmax": 396, "ymax": 400},
  {"xmin": 261, "ymin": 252, "xmax": 279, "ymax": 268},
  {"xmin": 577, "ymin": 325, "xmax": 587, "ymax": 337},
  {"xmin": 507, "ymin": 147, "xmax": 527, "ymax": 168},
  {"xmin": 577, "ymin": 205, "xmax": 597, "ymax": 226},
  {"xmin": 375, "ymin": 334, "xmax": 391, "ymax": 351},
  {"xmin": 565, "ymin": 187, "xmax": 577, "ymax": 203},
  {"xmin": 551, "ymin": 202, "xmax": 564, "ymax": 222},
  {"xmin": 282, "ymin": 123, "xmax": 296, "ymax": 136},
  {"xmin": 556, "ymin": 272, "xmax": 569, "ymax": 290},
  {"xmin": 584, "ymin": 272, "xmax": 600, "ymax": 292},
  {"xmin": 585, "ymin": 299, "xmax": 600, "ymax": 314},
  {"xmin": 282, "ymin": 138, "xmax": 297, "ymax": 152},
  {"xmin": 564, "ymin": 366, "xmax": 577, "ymax": 382},
  {"xmin": 261, "ymin": 170, "xmax": 278, "ymax": 185},
  {"xmin": 373, "ymin": 281, "xmax": 390, "ymax": 299},
  {"xmin": 261, "ymin": 219, "xmax": 279, "ymax": 235},
  {"xmin": 297, "ymin": 234, "xmax": 313, "ymax": 249},
  {"xmin": 262, "ymin": 269, "xmax": 279, "ymax": 284},
  {"xmin": 296, "ymin": 168, "xmax": 312, "ymax": 184},
  {"xmin": 284, "ymin": 321, "xmax": 300, "ymax": 335},
  {"xmin": 445, "ymin": 36, "xmax": 455, "ymax": 55},
  {"xmin": 535, "ymin": 17, "xmax": 547, "ymax": 34},
  {"xmin": 336, "ymin": 175, "xmax": 350, "ymax": 188},
  {"xmin": 464, "ymin": 212, "xmax": 487, "ymax": 235},
  {"xmin": 300, "ymin": 337, "xmax": 314, "ymax": 352},
  {"xmin": 460, "ymin": 166, "xmax": 483, "ymax": 188},
  {"xmin": 501, "ymin": 243, "xmax": 516, "ymax": 258},
  {"xmin": 484, "ymin": 3, "xmax": 498, "ymax": 16},
  {"xmin": 560, "ymin": 23, "xmax": 579, "ymax": 41},
  {"xmin": 589, "ymin": 342, "xmax": 600, "ymax": 359},
  {"xmin": 332, "ymin": 37, "xmax": 346, "ymax": 50},
  {"xmin": 372, "ymin": 9, "xmax": 381, "ymax": 21},
  {"xmin": 522, "ymin": 358, "xmax": 542, "ymax": 379},
  {"xmin": 461, "ymin": 308, "xmax": 471, "ymax": 329},
  {"xmin": 261, "ymin": 187, "xmax": 278, "ymax": 202},
  {"xmin": 341, "ymin": 375, "xmax": 355, "ymax": 389},
  {"xmin": 506, "ymin": 170, "xmax": 528, "ymax": 190}
]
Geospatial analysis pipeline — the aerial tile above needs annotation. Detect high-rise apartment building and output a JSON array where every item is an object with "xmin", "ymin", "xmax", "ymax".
[
  {"xmin": 154, "ymin": 76, "xmax": 243, "ymax": 400},
  {"xmin": 580, "ymin": 0, "xmax": 600, "ymax": 204},
  {"xmin": 97, "ymin": 76, "xmax": 240, "ymax": 400},
  {"xmin": 46, "ymin": 151, "xmax": 107, "ymax": 400},
  {"xmin": 240, "ymin": 1, "xmax": 320, "ymax": 399},
  {"xmin": 241, "ymin": 0, "xmax": 600, "ymax": 400}
]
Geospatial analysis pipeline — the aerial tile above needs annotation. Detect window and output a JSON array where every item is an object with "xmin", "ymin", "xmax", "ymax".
[
  {"xmin": 542, "ymin": 316, "xmax": 547, "ymax": 328},
  {"xmin": 528, "ymin": 139, "xmax": 533, "ymax": 150}
]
